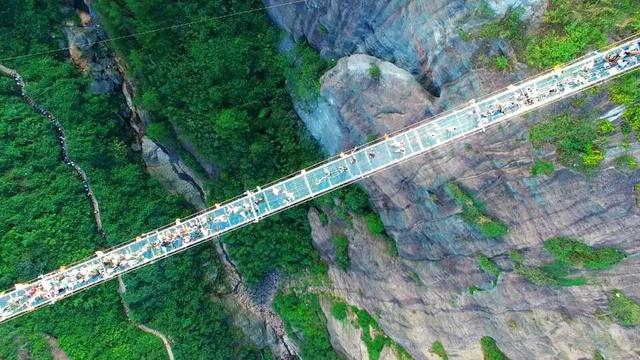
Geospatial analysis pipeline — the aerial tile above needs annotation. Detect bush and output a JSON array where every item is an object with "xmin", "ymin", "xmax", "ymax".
[
  {"xmin": 480, "ymin": 336, "xmax": 510, "ymax": 360},
  {"xmin": 331, "ymin": 301, "xmax": 348, "ymax": 321},
  {"xmin": 544, "ymin": 237, "xmax": 626, "ymax": 270},
  {"xmin": 332, "ymin": 235, "xmax": 350, "ymax": 270},
  {"xmin": 530, "ymin": 114, "xmax": 607, "ymax": 172},
  {"xmin": 476, "ymin": 253, "xmax": 501, "ymax": 279},
  {"xmin": 369, "ymin": 64, "xmax": 382, "ymax": 80},
  {"xmin": 274, "ymin": 292, "xmax": 338, "ymax": 359},
  {"xmin": 446, "ymin": 182, "xmax": 508, "ymax": 238},
  {"xmin": 531, "ymin": 159, "xmax": 554, "ymax": 176},
  {"xmin": 614, "ymin": 154, "xmax": 638, "ymax": 170},
  {"xmin": 494, "ymin": 55, "xmax": 509, "ymax": 71},
  {"xmin": 431, "ymin": 341, "xmax": 448, "ymax": 360},
  {"xmin": 366, "ymin": 212, "xmax": 386, "ymax": 235},
  {"xmin": 608, "ymin": 289, "xmax": 640, "ymax": 326}
]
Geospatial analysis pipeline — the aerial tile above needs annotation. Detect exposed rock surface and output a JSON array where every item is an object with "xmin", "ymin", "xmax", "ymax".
[
  {"xmin": 266, "ymin": 0, "xmax": 546, "ymax": 98},
  {"xmin": 301, "ymin": 54, "xmax": 640, "ymax": 359},
  {"xmin": 142, "ymin": 137, "xmax": 207, "ymax": 209}
]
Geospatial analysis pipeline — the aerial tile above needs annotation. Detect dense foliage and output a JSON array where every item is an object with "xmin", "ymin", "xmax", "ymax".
[
  {"xmin": 476, "ymin": 254, "xmax": 501, "ymax": 280},
  {"xmin": 273, "ymin": 292, "xmax": 338, "ymax": 360},
  {"xmin": 525, "ymin": 0, "xmax": 640, "ymax": 68},
  {"xmin": 332, "ymin": 235, "xmax": 350, "ymax": 270},
  {"xmin": 94, "ymin": 0, "xmax": 329, "ymax": 284},
  {"xmin": 608, "ymin": 289, "xmax": 640, "ymax": 326},
  {"xmin": 529, "ymin": 113, "xmax": 608, "ymax": 172},
  {"xmin": 446, "ymin": 182, "xmax": 508, "ymax": 238},
  {"xmin": 0, "ymin": 0, "xmax": 260, "ymax": 357}
]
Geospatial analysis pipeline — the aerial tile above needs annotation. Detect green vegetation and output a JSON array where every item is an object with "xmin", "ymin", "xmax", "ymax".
[
  {"xmin": 476, "ymin": 254, "xmax": 501, "ymax": 279},
  {"xmin": 274, "ymin": 293, "xmax": 338, "ymax": 360},
  {"xmin": 544, "ymin": 237, "xmax": 626, "ymax": 270},
  {"xmin": 614, "ymin": 154, "xmax": 638, "ymax": 170},
  {"xmin": 331, "ymin": 301, "xmax": 349, "ymax": 321},
  {"xmin": 530, "ymin": 114, "xmax": 609, "ymax": 172},
  {"xmin": 531, "ymin": 159, "xmax": 554, "ymax": 176},
  {"xmin": 0, "ymin": 0, "xmax": 280, "ymax": 357},
  {"xmin": 369, "ymin": 64, "xmax": 382, "ymax": 80},
  {"xmin": 608, "ymin": 289, "xmax": 640, "ymax": 326},
  {"xmin": 480, "ymin": 336, "xmax": 510, "ymax": 360},
  {"xmin": 514, "ymin": 238, "xmax": 624, "ymax": 287},
  {"xmin": 366, "ymin": 212, "xmax": 386, "ymax": 234},
  {"xmin": 525, "ymin": 0, "xmax": 640, "ymax": 68},
  {"xmin": 593, "ymin": 350, "xmax": 605, "ymax": 360},
  {"xmin": 494, "ymin": 55, "xmax": 510, "ymax": 71},
  {"xmin": 330, "ymin": 300, "xmax": 411, "ymax": 360},
  {"xmin": 508, "ymin": 249, "xmax": 524, "ymax": 264},
  {"xmin": 332, "ymin": 235, "xmax": 350, "ymax": 270},
  {"xmin": 477, "ymin": 7, "xmax": 525, "ymax": 42},
  {"xmin": 95, "ymin": 0, "xmax": 329, "ymax": 284},
  {"xmin": 285, "ymin": 42, "xmax": 335, "ymax": 106},
  {"xmin": 431, "ymin": 340, "xmax": 448, "ymax": 360},
  {"xmin": 446, "ymin": 182, "xmax": 508, "ymax": 238}
]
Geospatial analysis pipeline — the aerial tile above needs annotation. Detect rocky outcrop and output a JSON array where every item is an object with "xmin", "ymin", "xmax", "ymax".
[
  {"xmin": 266, "ymin": 0, "xmax": 546, "ymax": 99},
  {"xmin": 142, "ymin": 137, "xmax": 207, "ymax": 209},
  {"xmin": 301, "ymin": 54, "xmax": 640, "ymax": 359}
]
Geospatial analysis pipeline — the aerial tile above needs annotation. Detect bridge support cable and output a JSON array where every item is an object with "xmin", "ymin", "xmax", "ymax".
[{"xmin": 1, "ymin": 37, "xmax": 640, "ymax": 324}]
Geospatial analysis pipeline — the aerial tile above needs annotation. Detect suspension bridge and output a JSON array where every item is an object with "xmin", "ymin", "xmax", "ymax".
[{"xmin": 1, "ymin": 36, "xmax": 640, "ymax": 324}]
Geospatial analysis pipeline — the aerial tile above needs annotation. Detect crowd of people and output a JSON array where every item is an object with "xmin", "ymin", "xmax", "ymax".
[{"xmin": 3, "ymin": 39, "xmax": 640, "ymax": 323}]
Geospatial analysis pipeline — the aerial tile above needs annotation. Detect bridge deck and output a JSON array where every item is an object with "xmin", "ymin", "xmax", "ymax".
[{"xmin": 2, "ymin": 37, "xmax": 639, "ymax": 324}]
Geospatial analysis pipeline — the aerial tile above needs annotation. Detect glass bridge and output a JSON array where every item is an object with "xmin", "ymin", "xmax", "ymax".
[{"xmin": 2, "ymin": 37, "xmax": 640, "ymax": 324}]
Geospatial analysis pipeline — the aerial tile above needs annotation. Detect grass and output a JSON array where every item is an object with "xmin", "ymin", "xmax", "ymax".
[
  {"xmin": 446, "ymin": 182, "xmax": 508, "ymax": 238},
  {"xmin": 431, "ymin": 340, "xmax": 448, "ymax": 360},
  {"xmin": 544, "ymin": 237, "xmax": 627, "ymax": 270},
  {"xmin": 508, "ymin": 249, "xmax": 524, "ymax": 264},
  {"xmin": 531, "ymin": 158, "xmax": 554, "ymax": 176},
  {"xmin": 608, "ymin": 289, "xmax": 640, "ymax": 326},
  {"xmin": 477, "ymin": 7, "xmax": 525, "ymax": 42},
  {"xmin": 332, "ymin": 235, "xmax": 350, "ymax": 270},
  {"xmin": 480, "ymin": 336, "xmax": 510, "ymax": 360}
]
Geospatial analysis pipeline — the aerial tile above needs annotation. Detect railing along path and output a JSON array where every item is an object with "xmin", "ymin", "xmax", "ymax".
[{"xmin": 2, "ymin": 37, "xmax": 640, "ymax": 324}]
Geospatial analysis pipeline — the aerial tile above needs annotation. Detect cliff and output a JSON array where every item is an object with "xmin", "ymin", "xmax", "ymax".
[{"xmin": 268, "ymin": 1, "xmax": 640, "ymax": 359}]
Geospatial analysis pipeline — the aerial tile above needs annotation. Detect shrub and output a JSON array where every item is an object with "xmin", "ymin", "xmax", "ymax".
[
  {"xmin": 332, "ymin": 235, "xmax": 350, "ymax": 270},
  {"xmin": 476, "ymin": 253, "xmax": 501, "ymax": 279},
  {"xmin": 608, "ymin": 289, "xmax": 640, "ymax": 326},
  {"xmin": 508, "ymin": 249, "xmax": 524, "ymax": 264},
  {"xmin": 447, "ymin": 182, "xmax": 508, "ymax": 238},
  {"xmin": 495, "ymin": 55, "xmax": 509, "ymax": 71},
  {"xmin": 614, "ymin": 154, "xmax": 638, "ymax": 170},
  {"xmin": 331, "ymin": 301, "xmax": 348, "ymax": 321},
  {"xmin": 480, "ymin": 336, "xmax": 510, "ymax": 360},
  {"xmin": 366, "ymin": 212, "xmax": 386, "ymax": 235},
  {"xmin": 431, "ymin": 340, "xmax": 448, "ymax": 360},
  {"xmin": 531, "ymin": 159, "xmax": 554, "ymax": 176},
  {"xmin": 544, "ymin": 237, "xmax": 627, "ymax": 270},
  {"xmin": 369, "ymin": 64, "xmax": 382, "ymax": 80}
]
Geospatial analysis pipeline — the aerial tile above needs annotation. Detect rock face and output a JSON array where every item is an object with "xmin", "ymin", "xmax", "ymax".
[
  {"xmin": 301, "ymin": 54, "xmax": 640, "ymax": 359},
  {"xmin": 141, "ymin": 137, "xmax": 207, "ymax": 209},
  {"xmin": 266, "ymin": 0, "xmax": 546, "ymax": 98}
]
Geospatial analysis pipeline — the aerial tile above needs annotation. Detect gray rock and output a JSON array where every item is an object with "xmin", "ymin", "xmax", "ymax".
[
  {"xmin": 302, "ymin": 53, "xmax": 640, "ymax": 359},
  {"xmin": 141, "ymin": 136, "xmax": 207, "ymax": 209},
  {"xmin": 265, "ymin": 0, "xmax": 545, "ymax": 97}
]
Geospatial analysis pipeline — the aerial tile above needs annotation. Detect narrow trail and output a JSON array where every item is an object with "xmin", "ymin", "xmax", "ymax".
[
  {"xmin": 1, "ymin": 64, "xmax": 175, "ymax": 359},
  {"xmin": 117, "ymin": 277, "xmax": 175, "ymax": 360},
  {"xmin": 0, "ymin": 64, "xmax": 105, "ymax": 238}
]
